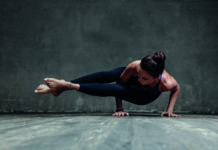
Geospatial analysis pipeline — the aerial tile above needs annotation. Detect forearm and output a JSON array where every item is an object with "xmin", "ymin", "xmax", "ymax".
[
  {"xmin": 114, "ymin": 67, "xmax": 133, "ymax": 112},
  {"xmin": 166, "ymin": 87, "xmax": 180, "ymax": 113},
  {"xmin": 114, "ymin": 79, "xmax": 125, "ymax": 111},
  {"xmin": 115, "ymin": 97, "xmax": 124, "ymax": 111}
]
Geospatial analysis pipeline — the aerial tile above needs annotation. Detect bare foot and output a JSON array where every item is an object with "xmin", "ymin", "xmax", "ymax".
[
  {"xmin": 35, "ymin": 84, "xmax": 61, "ymax": 96},
  {"xmin": 44, "ymin": 78, "xmax": 71, "ymax": 96}
]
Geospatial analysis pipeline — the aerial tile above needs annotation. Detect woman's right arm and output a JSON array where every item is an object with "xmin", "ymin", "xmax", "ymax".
[{"xmin": 113, "ymin": 61, "xmax": 138, "ymax": 117}]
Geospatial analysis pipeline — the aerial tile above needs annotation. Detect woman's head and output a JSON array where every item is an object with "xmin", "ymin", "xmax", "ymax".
[{"xmin": 138, "ymin": 51, "xmax": 166, "ymax": 85}]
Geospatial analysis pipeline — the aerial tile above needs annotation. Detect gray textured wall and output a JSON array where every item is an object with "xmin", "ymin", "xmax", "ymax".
[{"xmin": 0, "ymin": 0, "xmax": 218, "ymax": 114}]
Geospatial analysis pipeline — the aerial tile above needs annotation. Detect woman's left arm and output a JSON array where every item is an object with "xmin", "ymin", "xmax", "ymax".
[{"xmin": 161, "ymin": 77, "xmax": 181, "ymax": 117}]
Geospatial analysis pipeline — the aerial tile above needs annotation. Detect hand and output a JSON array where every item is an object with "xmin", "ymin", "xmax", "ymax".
[
  {"xmin": 112, "ymin": 111, "xmax": 129, "ymax": 117},
  {"xmin": 161, "ymin": 112, "xmax": 181, "ymax": 118}
]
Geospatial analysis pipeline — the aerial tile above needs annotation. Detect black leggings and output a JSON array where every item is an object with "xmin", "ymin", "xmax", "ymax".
[{"xmin": 71, "ymin": 67, "xmax": 161, "ymax": 105}]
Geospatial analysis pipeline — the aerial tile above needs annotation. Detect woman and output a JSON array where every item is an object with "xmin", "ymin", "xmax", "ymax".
[{"xmin": 35, "ymin": 51, "xmax": 181, "ymax": 117}]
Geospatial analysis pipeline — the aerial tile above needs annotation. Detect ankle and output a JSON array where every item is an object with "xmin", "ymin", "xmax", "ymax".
[
  {"xmin": 65, "ymin": 82, "xmax": 72, "ymax": 90},
  {"xmin": 71, "ymin": 83, "xmax": 80, "ymax": 91},
  {"xmin": 65, "ymin": 82, "xmax": 80, "ymax": 91}
]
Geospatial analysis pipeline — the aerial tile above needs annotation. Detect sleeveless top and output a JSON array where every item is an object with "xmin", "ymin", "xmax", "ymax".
[{"xmin": 138, "ymin": 74, "xmax": 162, "ymax": 95}]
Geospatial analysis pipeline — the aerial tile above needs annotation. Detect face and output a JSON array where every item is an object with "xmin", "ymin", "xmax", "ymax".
[{"xmin": 137, "ymin": 66, "xmax": 157, "ymax": 85}]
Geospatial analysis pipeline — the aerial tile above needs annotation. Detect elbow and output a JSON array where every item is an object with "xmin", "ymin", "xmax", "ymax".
[
  {"xmin": 174, "ymin": 84, "xmax": 180, "ymax": 94},
  {"xmin": 171, "ymin": 84, "xmax": 180, "ymax": 93},
  {"xmin": 177, "ymin": 84, "xmax": 180, "ymax": 91}
]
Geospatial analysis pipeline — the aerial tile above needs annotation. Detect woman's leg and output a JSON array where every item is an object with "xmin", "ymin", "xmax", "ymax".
[
  {"xmin": 38, "ymin": 77, "xmax": 160, "ymax": 105},
  {"xmin": 71, "ymin": 67, "xmax": 126, "ymax": 84},
  {"xmin": 37, "ymin": 67, "xmax": 126, "ymax": 96},
  {"xmin": 77, "ymin": 83, "xmax": 161, "ymax": 105},
  {"xmin": 70, "ymin": 66, "xmax": 159, "ymax": 105}
]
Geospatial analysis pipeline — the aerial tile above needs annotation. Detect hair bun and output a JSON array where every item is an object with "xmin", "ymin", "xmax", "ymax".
[
  {"xmin": 152, "ymin": 51, "xmax": 166, "ymax": 64},
  {"xmin": 140, "ymin": 51, "xmax": 166, "ymax": 77}
]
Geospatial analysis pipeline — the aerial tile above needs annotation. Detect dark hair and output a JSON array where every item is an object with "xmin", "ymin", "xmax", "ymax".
[{"xmin": 140, "ymin": 51, "xmax": 166, "ymax": 78}]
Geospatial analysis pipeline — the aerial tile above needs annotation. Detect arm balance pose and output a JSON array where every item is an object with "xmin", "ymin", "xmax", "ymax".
[{"xmin": 35, "ymin": 51, "xmax": 180, "ymax": 117}]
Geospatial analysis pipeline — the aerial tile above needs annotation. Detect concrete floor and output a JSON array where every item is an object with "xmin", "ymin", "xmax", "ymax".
[{"xmin": 0, "ymin": 114, "xmax": 218, "ymax": 150}]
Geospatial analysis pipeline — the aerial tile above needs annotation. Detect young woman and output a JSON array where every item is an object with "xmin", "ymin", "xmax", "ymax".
[{"xmin": 35, "ymin": 51, "xmax": 181, "ymax": 117}]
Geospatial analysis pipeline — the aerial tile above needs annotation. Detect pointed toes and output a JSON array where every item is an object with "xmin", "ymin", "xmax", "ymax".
[
  {"xmin": 44, "ymin": 78, "xmax": 56, "ymax": 82},
  {"xmin": 35, "ymin": 84, "xmax": 50, "ymax": 94}
]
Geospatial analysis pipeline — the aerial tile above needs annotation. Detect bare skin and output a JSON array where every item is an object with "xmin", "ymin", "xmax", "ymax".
[
  {"xmin": 35, "ymin": 78, "xmax": 80, "ymax": 96},
  {"xmin": 35, "ymin": 79, "xmax": 72, "ymax": 96},
  {"xmin": 113, "ymin": 60, "xmax": 181, "ymax": 117},
  {"xmin": 112, "ymin": 111, "xmax": 129, "ymax": 117},
  {"xmin": 35, "ymin": 60, "xmax": 180, "ymax": 118},
  {"xmin": 35, "ymin": 84, "xmax": 55, "ymax": 96}
]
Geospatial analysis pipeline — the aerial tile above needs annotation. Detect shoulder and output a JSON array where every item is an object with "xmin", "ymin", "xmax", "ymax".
[
  {"xmin": 126, "ymin": 60, "xmax": 141, "ymax": 74},
  {"xmin": 127, "ymin": 60, "xmax": 140, "ymax": 70},
  {"xmin": 160, "ymin": 70, "xmax": 180, "ymax": 92}
]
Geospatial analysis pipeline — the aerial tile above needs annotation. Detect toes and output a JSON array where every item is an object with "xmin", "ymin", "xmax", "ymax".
[
  {"xmin": 35, "ymin": 89, "xmax": 43, "ymax": 94},
  {"xmin": 46, "ymin": 81, "xmax": 55, "ymax": 88},
  {"xmin": 36, "ymin": 87, "xmax": 42, "ymax": 90},
  {"xmin": 35, "ymin": 84, "xmax": 50, "ymax": 94},
  {"xmin": 46, "ymin": 81, "xmax": 52, "ymax": 85},
  {"xmin": 44, "ymin": 78, "xmax": 58, "ymax": 87},
  {"xmin": 36, "ymin": 85, "xmax": 41, "ymax": 90},
  {"xmin": 36, "ymin": 84, "xmax": 45, "ymax": 90},
  {"xmin": 35, "ymin": 88, "xmax": 51, "ymax": 94},
  {"xmin": 44, "ymin": 78, "xmax": 57, "ymax": 82},
  {"xmin": 35, "ymin": 89, "xmax": 46, "ymax": 94}
]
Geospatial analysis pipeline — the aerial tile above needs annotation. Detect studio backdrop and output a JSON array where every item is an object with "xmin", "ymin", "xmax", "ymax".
[{"xmin": 0, "ymin": 0, "xmax": 218, "ymax": 114}]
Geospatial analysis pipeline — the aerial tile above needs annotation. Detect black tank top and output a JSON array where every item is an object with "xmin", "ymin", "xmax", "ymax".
[{"xmin": 138, "ymin": 74, "xmax": 162, "ymax": 95}]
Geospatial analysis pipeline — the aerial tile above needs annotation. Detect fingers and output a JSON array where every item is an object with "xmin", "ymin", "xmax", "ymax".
[
  {"xmin": 172, "ymin": 114, "xmax": 181, "ymax": 118},
  {"xmin": 113, "ymin": 112, "xmax": 180, "ymax": 118},
  {"xmin": 161, "ymin": 112, "xmax": 168, "ymax": 117},
  {"xmin": 169, "ymin": 114, "xmax": 181, "ymax": 118},
  {"xmin": 121, "ymin": 112, "xmax": 128, "ymax": 117},
  {"xmin": 112, "ymin": 112, "xmax": 117, "ymax": 116},
  {"xmin": 112, "ymin": 112, "xmax": 129, "ymax": 117},
  {"xmin": 161, "ymin": 112, "xmax": 181, "ymax": 118}
]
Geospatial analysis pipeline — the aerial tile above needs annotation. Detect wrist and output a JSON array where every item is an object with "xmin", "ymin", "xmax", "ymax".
[
  {"xmin": 166, "ymin": 109, "xmax": 173, "ymax": 113},
  {"xmin": 116, "ymin": 108, "xmax": 124, "ymax": 112}
]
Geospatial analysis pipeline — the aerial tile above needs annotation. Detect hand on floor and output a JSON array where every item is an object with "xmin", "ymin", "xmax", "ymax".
[
  {"xmin": 161, "ymin": 112, "xmax": 181, "ymax": 117},
  {"xmin": 112, "ymin": 111, "xmax": 129, "ymax": 117}
]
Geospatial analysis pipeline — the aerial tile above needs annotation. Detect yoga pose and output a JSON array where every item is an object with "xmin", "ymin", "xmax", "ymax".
[{"xmin": 35, "ymin": 51, "xmax": 180, "ymax": 117}]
